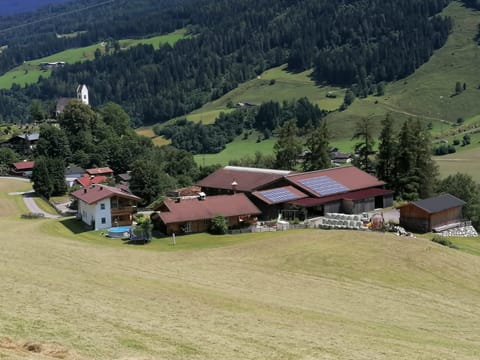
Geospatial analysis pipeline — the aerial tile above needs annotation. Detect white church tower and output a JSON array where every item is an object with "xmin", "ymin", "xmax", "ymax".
[{"xmin": 76, "ymin": 84, "xmax": 89, "ymax": 105}]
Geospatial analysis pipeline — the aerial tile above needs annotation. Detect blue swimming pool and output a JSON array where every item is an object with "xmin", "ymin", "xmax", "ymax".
[{"xmin": 108, "ymin": 226, "xmax": 132, "ymax": 238}]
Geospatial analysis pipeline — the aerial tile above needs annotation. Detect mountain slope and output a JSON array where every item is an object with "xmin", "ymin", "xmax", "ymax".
[
  {"xmin": 0, "ymin": 0, "xmax": 452, "ymax": 125},
  {"xmin": 0, "ymin": 0, "xmax": 72, "ymax": 16}
]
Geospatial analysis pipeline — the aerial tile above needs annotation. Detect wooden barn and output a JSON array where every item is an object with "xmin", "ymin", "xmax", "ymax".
[{"xmin": 398, "ymin": 194, "xmax": 466, "ymax": 233}]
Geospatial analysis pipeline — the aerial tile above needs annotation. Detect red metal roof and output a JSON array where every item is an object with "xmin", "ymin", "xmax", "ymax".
[
  {"xmin": 71, "ymin": 184, "xmax": 141, "ymax": 205},
  {"xmin": 252, "ymin": 186, "xmax": 309, "ymax": 205},
  {"xmin": 86, "ymin": 167, "xmax": 113, "ymax": 176},
  {"xmin": 289, "ymin": 188, "xmax": 393, "ymax": 207},
  {"xmin": 156, "ymin": 193, "xmax": 261, "ymax": 224},
  {"xmin": 286, "ymin": 166, "xmax": 385, "ymax": 197},
  {"xmin": 76, "ymin": 175, "xmax": 108, "ymax": 187},
  {"xmin": 197, "ymin": 166, "xmax": 293, "ymax": 192},
  {"xmin": 12, "ymin": 161, "xmax": 35, "ymax": 170}
]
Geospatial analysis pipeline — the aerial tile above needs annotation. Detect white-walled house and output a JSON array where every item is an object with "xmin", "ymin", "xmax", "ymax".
[{"xmin": 71, "ymin": 184, "xmax": 141, "ymax": 230}]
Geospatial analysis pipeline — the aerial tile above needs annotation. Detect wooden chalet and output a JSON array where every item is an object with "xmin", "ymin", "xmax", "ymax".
[
  {"xmin": 398, "ymin": 194, "xmax": 466, "ymax": 233},
  {"xmin": 151, "ymin": 193, "xmax": 261, "ymax": 235},
  {"xmin": 71, "ymin": 184, "xmax": 141, "ymax": 230}
]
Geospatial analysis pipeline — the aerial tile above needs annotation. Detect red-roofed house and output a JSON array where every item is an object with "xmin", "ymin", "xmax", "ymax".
[
  {"xmin": 71, "ymin": 184, "xmax": 141, "ymax": 230},
  {"xmin": 75, "ymin": 175, "xmax": 108, "ymax": 187},
  {"xmin": 197, "ymin": 165, "xmax": 393, "ymax": 220},
  {"xmin": 11, "ymin": 160, "xmax": 35, "ymax": 177},
  {"xmin": 85, "ymin": 167, "xmax": 114, "ymax": 177},
  {"xmin": 196, "ymin": 166, "xmax": 294, "ymax": 195},
  {"xmin": 152, "ymin": 193, "xmax": 261, "ymax": 235}
]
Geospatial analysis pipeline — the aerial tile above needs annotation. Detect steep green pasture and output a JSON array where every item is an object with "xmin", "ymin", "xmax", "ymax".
[
  {"xmin": 1, "ymin": 177, "xmax": 480, "ymax": 359},
  {"xmin": 185, "ymin": 2, "xmax": 480, "ymax": 163},
  {"xmin": 0, "ymin": 29, "xmax": 189, "ymax": 89}
]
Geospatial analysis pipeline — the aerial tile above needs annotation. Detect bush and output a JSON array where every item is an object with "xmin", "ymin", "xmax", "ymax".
[
  {"xmin": 21, "ymin": 212, "xmax": 45, "ymax": 219},
  {"xmin": 210, "ymin": 215, "xmax": 228, "ymax": 235},
  {"xmin": 431, "ymin": 235, "xmax": 458, "ymax": 249}
]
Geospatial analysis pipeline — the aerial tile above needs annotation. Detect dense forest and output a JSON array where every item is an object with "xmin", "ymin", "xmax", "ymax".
[
  {"xmin": 0, "ymin": 0, "xmax": 71, "ymax": 16},
  {"xmin": 0, "ymin": 0, "xmax": 455, "ymax": 124}
]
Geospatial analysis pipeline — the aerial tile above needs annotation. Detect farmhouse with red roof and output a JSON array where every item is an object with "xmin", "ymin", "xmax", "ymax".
[
  {"xmin": 11, "ymin": 160, "xmax": 35, "ymax": 177},
  {"xmin": 85, "ymin": 167, "xmax": 114, "ymax": 177},
  {"xmin": 71, "ymin": 184, "xmax": 141, "ymax": 230},
  {"xmin": 152, "ymin": 193, "xmax": 261, "ymax": 235},
  {"xmin": 197, "ymin": 166, "xmax": 393, "ymax": 220}
]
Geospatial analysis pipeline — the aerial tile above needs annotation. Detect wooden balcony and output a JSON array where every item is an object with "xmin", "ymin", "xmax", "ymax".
[{"xmin": 110, "ymin": 206, "xmax": 135, "ymax": 217}]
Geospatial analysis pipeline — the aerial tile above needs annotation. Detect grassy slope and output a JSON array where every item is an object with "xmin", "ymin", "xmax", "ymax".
[
  {"xmin": 175, "ymin": 1, "xmax": 480, "ymax": 165},
  {"xmin": 2, "ymin": 180, "xmax": 480, "ymax": 359},
  {"xmin": 0, "ymin": 29, "xmax": 189, "ymax": 90}
]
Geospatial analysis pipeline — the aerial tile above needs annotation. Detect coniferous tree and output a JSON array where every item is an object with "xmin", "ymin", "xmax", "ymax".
[
  {"xmin": 376, "ymin": 113, "xmax": 397, "ymax": 185},
  {"xmin": 31, "ymin": 156, "xmax": 53, "ymax": 199},
  {"xmin": 394, "ymin": 119, "xmax": 438, "ymax": 200},
  {"xmin": 35, "ymin": 124, "xmax": 71, "ymax": 161},
  {"xmin": 411, "ymin": 119, "xmax": 438, "ymax": 199},
  {"xmin": 274, "ymin": 119, "xmax": 302, "ymax": 170},
  {"xmin": 303, "ymin": 121, "xmax": 330, "ymax": 172},
  {"xmin": 49, "ymin": 157, "xmax": 67, "ymax": 196},
  {"xmin": 352, "ymin": 117, "xmax": 375, "ymax": 173}
]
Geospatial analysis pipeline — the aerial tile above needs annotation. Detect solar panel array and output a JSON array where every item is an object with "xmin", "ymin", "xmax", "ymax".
[
  {"xmin": 260, "ymin": 188, "xmax": 301, "ymax": 203},
  {"xmin": 298, "ymin": 175, "xmax": 349, "ymax": 196}
]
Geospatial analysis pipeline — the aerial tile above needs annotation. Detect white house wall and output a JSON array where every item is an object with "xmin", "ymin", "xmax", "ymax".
[{"xmin": 77, "ymin": 198, "xmax": 112, "ymax": 230}]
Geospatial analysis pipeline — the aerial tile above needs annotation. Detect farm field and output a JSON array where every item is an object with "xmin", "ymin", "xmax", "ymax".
[
  {"xmin": 0, "ymin": 29, "xmax": 189, "ymax": 90},
  {"xmin": 436, "ymin": 146, "xmax": 480, "ymax": 182},
  {"xmin": 1, "ymin": 179, "xmax": 480, "ymax": 359}
]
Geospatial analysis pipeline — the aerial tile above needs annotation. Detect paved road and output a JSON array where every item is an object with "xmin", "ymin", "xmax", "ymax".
[{"xmin": 1, "ymin": 176, "xmax": 60, "ymax": 219}]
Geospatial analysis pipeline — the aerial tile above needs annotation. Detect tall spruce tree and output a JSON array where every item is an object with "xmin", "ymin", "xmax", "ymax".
[
  {"xmin": 352, "ymin": 117, "xmax": 375, "ymax": 173},
  {"xmin": 376, "ymin": 113, "xmax": 397, "ymax": 185},
  {"xmin": 31, "ymin": 156, "xmax": 53, "ymax": 199},
  {"xmin": 412, "ymin": 119, "xmax": 438, "ymax": 199},
  {"xmin": 274, "ymin": 119, "xmax": 302, "ymax": 170},
  {"xmin": 394, "ymin": 119, "xmax": 438, "ymax": 200},
  {"xmin": 303, "ymin": 121, "xmax": 330, "ymax": 172}
]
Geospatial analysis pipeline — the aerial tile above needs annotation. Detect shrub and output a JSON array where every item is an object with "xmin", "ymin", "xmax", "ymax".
[
  {"xmin": 210, "ymin": 215, "xmax": 228, "ymax": 235},
  {"xmin": 431, "ymin": 235, "xmax": 458, "ymax": 249},
  {"xmin": 21, "ymin": 212, "xmax": 45, "ymax": 219}
]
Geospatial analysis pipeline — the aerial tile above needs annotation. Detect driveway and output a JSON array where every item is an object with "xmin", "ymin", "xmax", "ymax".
[{"xmin": 2, "ymin": 176, "xmax": 60, "ymax": 219}]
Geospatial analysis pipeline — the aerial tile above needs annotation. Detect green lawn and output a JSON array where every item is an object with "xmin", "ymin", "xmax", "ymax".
[{"xmin": 194, "ymin": 134, "xmax": 276, "ymax": 166}]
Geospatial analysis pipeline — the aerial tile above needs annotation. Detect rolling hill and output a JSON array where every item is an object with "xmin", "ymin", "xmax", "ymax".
[{"xmin": 1, "ymin": 178, "xmax": 480, "ymax": 359}]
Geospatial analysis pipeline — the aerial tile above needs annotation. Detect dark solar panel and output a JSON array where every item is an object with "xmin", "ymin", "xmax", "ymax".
[
  {"xmin": 260, "ymin": 188, "xmax": 301, "ymax": 203},
  {"xmin": 298, "ymin": 176, "xmax": 349, "ymax": 196}
]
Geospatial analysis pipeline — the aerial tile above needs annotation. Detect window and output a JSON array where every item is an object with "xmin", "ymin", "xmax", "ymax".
[
  {"xmin": 100, "ymin": 203, "xmax": 105, "ymax": 210},
  {"xmin": 101, "ymin": 217, "xmax": 106, "ymax": 224}
]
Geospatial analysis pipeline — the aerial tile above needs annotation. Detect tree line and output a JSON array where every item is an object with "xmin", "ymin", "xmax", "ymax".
[
  {"xmin": 0, "ymin": 0, "xmax": 452, "ymax": 124},
  {"xmin": 26, "ymin": 101, "xmax": 202, "ymax": 206},
  {"xmin": 155, "ymin": 98, "xmax": 324, "ymax": 154}
]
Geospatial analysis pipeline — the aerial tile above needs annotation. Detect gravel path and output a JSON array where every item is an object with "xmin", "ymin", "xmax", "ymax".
[{"xmin": 2, "ymin": 176, "xmax": 60, "ymax": 219}]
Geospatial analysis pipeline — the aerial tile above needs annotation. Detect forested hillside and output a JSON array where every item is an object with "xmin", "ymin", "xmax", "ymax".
[
  {"xmin": 0, "ymin": 0, "xmax": 71, "ymax": 16},
  {"xmin": 0, "ymin": 0, "xmax": 456, "ymax": 124}
]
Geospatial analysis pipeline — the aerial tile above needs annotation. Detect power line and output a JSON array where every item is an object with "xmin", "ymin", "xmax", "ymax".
[{"xmin": 0, "ymin": 0, "xmax": 116, "ymax": 35}]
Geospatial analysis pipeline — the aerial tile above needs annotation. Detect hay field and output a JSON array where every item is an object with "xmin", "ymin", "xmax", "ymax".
[{"xmin": 1, "ymin": 179, "xmax": 480, "ymax": 359}]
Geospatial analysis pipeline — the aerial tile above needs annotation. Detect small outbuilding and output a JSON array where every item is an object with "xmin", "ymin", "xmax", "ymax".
[{"xmin": 398, "ymin": 194, "xmax": 466, "ymax": 233}]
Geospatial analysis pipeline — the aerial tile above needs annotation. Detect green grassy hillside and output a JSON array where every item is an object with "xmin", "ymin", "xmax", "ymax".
[
  {"xmin": 0, "ymin": 29, "xmax": 189, "ymax": 90},
  {"xmin": 179, "ymin": 1, "xmax": 480, "ymax": 163},
  {"xmin": 1, "ymin": 179, "xmax": 480, "ymax": 359}
]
